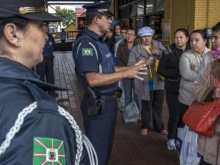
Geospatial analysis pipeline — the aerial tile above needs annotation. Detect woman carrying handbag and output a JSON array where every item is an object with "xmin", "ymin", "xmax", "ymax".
[{"xmin": 192, "ymin": 23, "xmax": 220, "ymax": 165}]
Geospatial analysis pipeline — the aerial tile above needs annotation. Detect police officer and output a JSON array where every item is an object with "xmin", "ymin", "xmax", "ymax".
[
  {"xmin": 0, "ymin": 0, "xmax": 96, "ymax": 164},
  {"xmin": 36, "ymin": 22, "xmax": 59, "ymax": 98},
  {"xmin": 72, "ymin": 1, "xmax": 147, "ymax": 165}
]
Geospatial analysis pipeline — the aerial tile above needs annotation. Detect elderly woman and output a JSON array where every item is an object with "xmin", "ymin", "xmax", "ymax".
[
  {"xmin": 178, "ymin": 30, "xmax": 210, "ymax": 127},
  {"xmin": 157, "ymin": 28, "xmax": 190, "ymax": 150},
  {"xmin": 128, "ymin": 26, "xmax": 167, "ymax": 136},
  {"xmin": 0, "ymin": 0, "xmax": 92, "ymax": 164},
  {"xmin": 192, "ymin": 23, "xmax": 220, "ymax": 165}
]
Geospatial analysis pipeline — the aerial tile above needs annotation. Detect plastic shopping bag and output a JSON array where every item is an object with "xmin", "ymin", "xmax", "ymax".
[
  {"xmin": 123, "ymin": 101, "xmax": 139, "ymax": 124},
  {"xmin": 176, "ymin": 125, "xmax": 201, "ymax": 165}
]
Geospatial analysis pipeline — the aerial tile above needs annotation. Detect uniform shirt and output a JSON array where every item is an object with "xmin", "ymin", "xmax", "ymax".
[
  {"xmin": 0, "ymin": 57, "xmax": 88, "ymax": 164},
  {"xmin": 43, "ymin": 33, "xmax": 55, "ymax": 56},
  {"xmin": 73, "ymin": 28, "xmax": 118, "ymax": 95}
]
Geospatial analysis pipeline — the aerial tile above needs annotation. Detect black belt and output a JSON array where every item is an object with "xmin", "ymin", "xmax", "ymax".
[
  {"xmin": 101, "ymin": 95, "xmax": 117, "ymax": 102},
  {"xmin": 44, "ymin": 55, "xmax": 54, "ymax": 60},
  {"xmin": 100, "ymin": 89, "xmax": 122, "ymax": 102}
]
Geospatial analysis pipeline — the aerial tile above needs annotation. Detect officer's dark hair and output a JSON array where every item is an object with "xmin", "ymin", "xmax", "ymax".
[
  {"xmin": 86, "ymin": 12, "xmax": 103, "ymax": 25},
  {"xmin": 127, "ymin": 27, "xmax": 136, "ymax": 35},
  {"xmin": 0, "ymin": 17, "xmax": 29, "ymax": 39},
  {"xmin": 174, "ymin": 28, "xmax": 189, "ymax": 38},
  {"xmin": 212, "ymin": 22, "xmax": 220, "ymax": 32},
  {"xmin": 190, "ymin": 29, "xmax": 207, "ymax": 41}
]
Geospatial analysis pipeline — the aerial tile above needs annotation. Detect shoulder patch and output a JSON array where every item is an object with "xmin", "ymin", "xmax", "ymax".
[
  {"xmin": 33, "ymin": 137, "xmax": 66, "ymax": 165},
  {"xmin": 82, "ymin": 48, "xmax": 93, "ymax": 56}
]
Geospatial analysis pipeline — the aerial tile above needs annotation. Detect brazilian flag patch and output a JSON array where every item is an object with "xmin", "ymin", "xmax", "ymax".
[
  {"xmin": 33, "ymin": 137, "xmax": 66, "ymax": 165},
  {"xmin": 82, "ymin": 48, "xmax": 93, "ymax": 56}
]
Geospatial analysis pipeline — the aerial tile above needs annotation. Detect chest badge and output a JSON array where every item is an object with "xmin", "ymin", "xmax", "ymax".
[
  {"xmin": 33, "ymin": 137, "xmax": 66, "ymax": 164},
  {"xmin": 82, "ymin": 48, "xmax": 93, "ymax": 56}
]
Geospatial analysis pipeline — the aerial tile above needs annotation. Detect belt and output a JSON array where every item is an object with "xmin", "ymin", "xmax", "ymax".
[
  {"xmin": 101, "ymin": 89, "xmax": 122, "ymax": 102},
  {"xmin": 101, "ymin": 95, "xmax": 117, "ymax": 102},
  {"xmin": 44, "ymin": 55, "xmax": 54, "ymax": 60}
]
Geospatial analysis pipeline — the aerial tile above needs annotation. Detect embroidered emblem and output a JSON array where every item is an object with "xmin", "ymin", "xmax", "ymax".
[
  {"xmin": 82, "ymin": 48, "xmax": 93, "ymax": 56},
  {"xmin": 33, "ymin": 137, "xmax": 66, "ymax": 165}
]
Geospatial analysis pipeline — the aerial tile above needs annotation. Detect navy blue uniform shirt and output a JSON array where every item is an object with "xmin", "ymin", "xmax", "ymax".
[
  {"xmin": 43, "ymin": 33, "xmax": 55, "ymax": 56},
  {"xmin": 73, "ymin": 28, "xmax": 119, "ymax": 95}
]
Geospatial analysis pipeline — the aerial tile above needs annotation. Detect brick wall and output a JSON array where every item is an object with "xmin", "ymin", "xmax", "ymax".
[{"xmin": 164, "ymin": 0, "xmax": 220, "ymax": 44}]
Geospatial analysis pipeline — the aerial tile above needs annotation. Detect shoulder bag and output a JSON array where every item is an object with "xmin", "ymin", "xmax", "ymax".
[{"xmin": 183, "ymin": 79, "xmax": 220, "ymax": 137}]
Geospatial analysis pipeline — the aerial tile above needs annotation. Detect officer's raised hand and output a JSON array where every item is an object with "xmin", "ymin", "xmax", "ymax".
[{"xmin": 123, "ymin": 59, "xmax": 148, "ymax": 80}]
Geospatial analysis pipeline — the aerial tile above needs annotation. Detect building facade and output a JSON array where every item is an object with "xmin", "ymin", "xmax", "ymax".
[{"xmin": 115, "ymin": 0, "xmax": 220, "ymax": 45}]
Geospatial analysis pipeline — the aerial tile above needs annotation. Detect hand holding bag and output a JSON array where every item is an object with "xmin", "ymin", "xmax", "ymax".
[{"xmin": 183, "ymin": 79, "xmax": 220, "ymax": 137}]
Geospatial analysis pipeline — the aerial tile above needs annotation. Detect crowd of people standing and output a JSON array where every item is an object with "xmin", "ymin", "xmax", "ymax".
[
  {"xmin": 101, "ymin": 19, "xmax": 220, "ymax": 164},
  {"xmin": 1, "ymin": 0, "xmax": 220, "ymax": 164}
]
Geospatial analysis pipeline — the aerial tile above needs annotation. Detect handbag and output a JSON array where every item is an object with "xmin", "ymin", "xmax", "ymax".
[{"xmin": 183, "ymin": 78, "xmax": 220, "ymax": 137}]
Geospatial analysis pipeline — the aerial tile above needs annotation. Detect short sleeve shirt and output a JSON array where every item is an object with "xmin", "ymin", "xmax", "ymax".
[{"xmin": 73, "ymin": 29, "xmax": 118, "ymax": 95}]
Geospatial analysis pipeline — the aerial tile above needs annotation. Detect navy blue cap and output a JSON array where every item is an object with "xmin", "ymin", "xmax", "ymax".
[
  {"xmin": 83, "ymin": 1, "xmax": 114, "ymax": 17},
  {"xmin": 0, "ymin": 0, "xmax": 61, "ymax": 22}
]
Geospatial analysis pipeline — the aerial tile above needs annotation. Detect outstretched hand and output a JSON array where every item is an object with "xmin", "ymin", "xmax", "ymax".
[{"xmin": 126, "ymin": 59, "xmax": 148, "ymax": 80}]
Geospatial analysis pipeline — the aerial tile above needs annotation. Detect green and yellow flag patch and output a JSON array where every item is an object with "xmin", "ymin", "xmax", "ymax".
[
  {"xmin": 33, "ymin": 137, "xmax": 66, "ymax": 165},
  {"xmin": 82, "ymin": 48, "xmax": 93, "ymax": 56}
]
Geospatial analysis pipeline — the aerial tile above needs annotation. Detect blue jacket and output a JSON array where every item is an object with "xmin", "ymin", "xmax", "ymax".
[
  {"xmin": 0, "ymin": 57, "xmax": 88, "ymax": 165},
  {"xmin": 43, "ymin": 33, "xmax": 55, "ymax": 56}
]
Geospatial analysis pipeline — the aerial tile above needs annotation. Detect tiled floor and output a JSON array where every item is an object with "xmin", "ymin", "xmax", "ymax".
[{"xmin": 53, "ymin": 51, "xmax": 179, "ymax": 165}]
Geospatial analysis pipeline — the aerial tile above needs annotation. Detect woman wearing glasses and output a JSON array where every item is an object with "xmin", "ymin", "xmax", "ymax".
[{"xmin": 128, "ymin": 26, "xmax": 167, "ymax": 136}]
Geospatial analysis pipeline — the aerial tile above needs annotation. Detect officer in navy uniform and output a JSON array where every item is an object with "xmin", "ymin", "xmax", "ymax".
[
  {"xmin": 36, "ymin": 22, "xmax": 59, "ymax": 98},
  {"xmin": 0, "ymin": 0, "xmax": 93, "ymax": 164},
  {"xmin": 72, "ymin": 1, "xmax": 148, "ymax": 164}
]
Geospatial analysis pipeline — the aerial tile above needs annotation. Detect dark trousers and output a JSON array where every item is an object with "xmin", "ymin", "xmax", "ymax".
[
  {"xmin": 36, "ymin": 57, "xmax": 55, "ymax": 91},
  {"xmin": 179, "ymin": 102, "xmax": 189, "ymax": 128},
  {"xmin": 200, "ymin": 156, "xmax": 212, "ymax": 165},
  {"xmin": 166, "ymin": 92, "xmax": 180, "ymax": 139},
  {"xmin": 122, "ymin": 78, "xmax": 141, "ymax": 110},
  {"xmin": 61, "ymin": 40, "xmax": 66, "ymax": 49},
  {"xmin": 141, "ymin": 90, "xmax": 165, "ymax": 132},
  {"xmin": 81, "ymin": 96, "xmax": 118, "ymax": 165}
]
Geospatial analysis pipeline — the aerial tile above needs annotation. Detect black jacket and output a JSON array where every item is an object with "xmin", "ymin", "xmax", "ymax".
[
  {"xmin": 0, "ymin": 58, "xmax": 88, "ymax": 164},
  {"xmin": 157, "ymin": 43, "xmax": 190, "ymax": 93}
]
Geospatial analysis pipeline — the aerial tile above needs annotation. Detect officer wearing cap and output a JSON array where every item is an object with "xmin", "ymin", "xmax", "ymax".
[
  {"xmin": 0, "ymin": 0, "xmax": 93, "ymax": 164},
  {"xmin": 36, "ymin": 21, "xmax": 59, "ymax": 98},
  {"xmin": 72, "ymin": 1, "xmax": 147, "ymax": 165}
]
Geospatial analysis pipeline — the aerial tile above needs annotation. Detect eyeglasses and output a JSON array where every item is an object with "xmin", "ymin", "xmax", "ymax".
[
  {"xmin": 211, "ymin": 36, "xmax": 220, "ymax": 40},
  {"xmin": 127, "ymin": 33, "xmax": 135, "ymax": 36}
]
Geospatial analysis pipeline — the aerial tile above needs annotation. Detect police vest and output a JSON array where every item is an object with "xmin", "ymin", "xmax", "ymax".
[{"xmin": 73, "ymin": 35, "xmax": 119, "ymax": 95}]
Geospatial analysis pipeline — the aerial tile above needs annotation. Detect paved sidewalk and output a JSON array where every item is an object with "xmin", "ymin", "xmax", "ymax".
[{"xmin": 53, "ymin": 51, "xmax": 179, "ymax": 165}]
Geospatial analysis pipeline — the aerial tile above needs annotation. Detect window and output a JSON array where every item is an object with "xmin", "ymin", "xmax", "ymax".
[
  {"xmin": 137, "ymin": 1, "xmax": 144, "ymax": 16},
  {"xmin": 146, "ymin": 0, "xmax": 154, "ymax": 14},
  {"xmin": 155, "ymin": 0, "xmax": 164, "ymax": 12}
]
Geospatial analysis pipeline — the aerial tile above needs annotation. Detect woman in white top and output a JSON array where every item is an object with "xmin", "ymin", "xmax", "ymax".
[{"xmin": 178, "ymin": 29, "xmax": 210, "ymax": 127}]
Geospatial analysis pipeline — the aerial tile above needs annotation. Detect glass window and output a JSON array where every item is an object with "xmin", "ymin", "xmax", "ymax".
[
  {"xmin": 137, "ymin": 1, "xmax": 144, "ymax": 16},
  {"xmin": 155, "ymin": 0, "xmax": 164, "ymax": 12},
  {"xmin": 146, "ymin": 0, "xmax": 154, "ymax": 14},
  {"xmin": 137, "ymin": 17, "xmax": 143, "ymax": 32}
]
